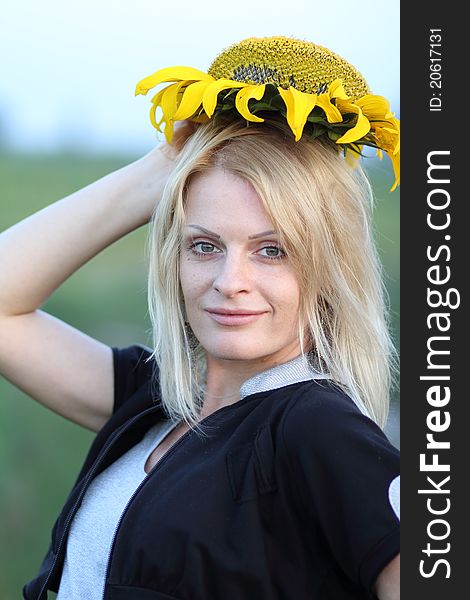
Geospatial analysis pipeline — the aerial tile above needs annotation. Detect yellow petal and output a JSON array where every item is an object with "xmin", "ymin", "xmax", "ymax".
[
  {"xmin": 173, "ymin": 80, "xmax": 214, "ymax": 120},
  {"xmin": 356, "ymin": 94, "xmax": 393, "ymax": 119},
  {"xmin": 370, "ymin": 113, "xmax": 400, "ymax": 190},
  {"xmin": 394, "ymin": 136, "xmax": 400, "ymax": 156},
  {"xmin": 389, "ymin": 116, "xmax": 400, "ymax": 132},
  {"xmin": 161, "ymin": 81, "xmax": 186, "ymax": 122},
  {"xmin": 316, "ymin": 92, "xmax": 343, "ymax": 123},
  {"xmin": 278, "ymin": 87, "xmax": 317, "ymax": 141},
  {"xmin": 383, "ymin": 127, "xmax": 400, "ymax": 154},
  {"xmin": 372, "ymin": 120, "xmax": 400, "ymax": 155},
  {"xmin": 149, "ymin": 88, "xmax": 166, "ymax": 131},
  {"xmin": 163, "ymin": 120, "xmax": 175, "ymax": 145},
  {"xmin": 386, "ymin": 117, "xmax": 400, "ymax": 154},
  {"xmin": 135, "ymin": 66, "xmax": 211, "ymax": 96},
  {"xmin": 160, "ymin": 81, "xmax": 187, "ymax": 144},
  {"xmin": 151, "ymin": 87, "xmax": 166, "ymax": 106},
  {"xmin": 335, "ymin": 100, "xmax": 370, "ymax": 144},
  {"xmin": 389, "ymin": 151, "xmax": 400, "ymax": 191},
  {"xmin": 202, "ymin": 79, "xmax": 247, "ymax": 117},
  {"xmin": 235, "ymin": 85, "xmax": 266, "ymax": 123},
  {"xmin": 328, "ymin": 79, "xmax": 349, "ymax": 100},
  {"xmin": 150, "ymin": 104, "xmax": 163, "ymax": 132}
]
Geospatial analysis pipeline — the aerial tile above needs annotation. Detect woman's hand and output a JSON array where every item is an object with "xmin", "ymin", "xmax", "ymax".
[
  {"xmin": 135, "ymin": 120, "xmax": 198, "ymax": 222},
  {"xmin": 164, "ymin": 119, "xmax": 199, "ymax": 155}
]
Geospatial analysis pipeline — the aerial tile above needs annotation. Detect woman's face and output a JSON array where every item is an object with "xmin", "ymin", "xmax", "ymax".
[{"xmin": 179, "ymin": 167, "xmax": 303, "ymax": 372}]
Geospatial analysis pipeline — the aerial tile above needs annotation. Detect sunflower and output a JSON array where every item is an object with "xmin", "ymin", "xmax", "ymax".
[{"xmin": 135, "ymin": 36, "xmax": 400, "ymax": 191}]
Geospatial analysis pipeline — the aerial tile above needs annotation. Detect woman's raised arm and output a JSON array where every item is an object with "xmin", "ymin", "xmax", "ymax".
[
  {"xmin": 0, "ymin": 144, "xmax": 176, "ymax": 432},
  {"xmin": 375, "ymin": 554, "xmax": 400, "ymax": 600}
]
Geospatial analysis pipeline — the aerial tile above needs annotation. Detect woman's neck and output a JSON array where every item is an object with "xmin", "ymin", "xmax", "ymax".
[{"xmin": 201, "ymin": 346, "xmax": 303, "ymax": 417}]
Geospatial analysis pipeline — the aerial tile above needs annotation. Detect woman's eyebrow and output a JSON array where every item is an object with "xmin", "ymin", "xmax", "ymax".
[
  {"xmin": 187, "ymin": 224, "xmax": 278, "ymax": 240},
  {"xmin": 248, "ymin": 230, "xmax": 278, "ymax": 239},
  {"xmin": 187, "ymin": 224, "xmax": 221, "ymax": 240}
]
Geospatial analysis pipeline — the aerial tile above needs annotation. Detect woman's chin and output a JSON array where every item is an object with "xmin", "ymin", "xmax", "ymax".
[
  {"xmin": 199, "ymin": 330, "xmax": 301, "ymax": 366},
  {"xmin": 202, "ymin": 337, "xmax": 266, "ymax": 363},
  {"xmin": 207, "ymin": 347, "xmax": 260, "ymax": 362}
]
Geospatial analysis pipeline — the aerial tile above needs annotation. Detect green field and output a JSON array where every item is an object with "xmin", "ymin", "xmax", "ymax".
[{"xmin": 0, "ymin": 151, "xmax": 399, "ymax": 598}]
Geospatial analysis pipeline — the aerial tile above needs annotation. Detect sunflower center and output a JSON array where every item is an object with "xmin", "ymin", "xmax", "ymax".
[
  {"xmin": 231, "ymin": 64, "xmax": 296, "ymax": 88},
  {"xmin": 208, "ymin": 36, "xmax": 370, "ymax": 99}
]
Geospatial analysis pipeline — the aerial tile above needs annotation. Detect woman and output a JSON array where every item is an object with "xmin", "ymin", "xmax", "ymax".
[{"xmin": 0, "ymin": 37, "xmax": 400, "ymax": 599}]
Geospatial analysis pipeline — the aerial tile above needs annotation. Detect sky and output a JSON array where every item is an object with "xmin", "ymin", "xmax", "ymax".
[{"xmin": 0, "ymin": 0, "xmax": 399, "ymax": 154}]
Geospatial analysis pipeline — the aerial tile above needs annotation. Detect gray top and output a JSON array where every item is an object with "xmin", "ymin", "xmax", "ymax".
[
  {"xmin": 240, "ymin": 352, "xmax": 328, "ymax": 399},
  {"xmin": 56, "ymin": 419, "xmax": 175, "ymax": 600},
  {"xmin": 56, "ymin": 354, "xmax": 329, "ymax": 599}
]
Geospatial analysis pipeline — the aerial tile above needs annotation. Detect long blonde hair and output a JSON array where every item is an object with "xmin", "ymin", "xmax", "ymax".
[{"xmin": 147, "ymin": 118, "xmax": 396, "ymax": 428}]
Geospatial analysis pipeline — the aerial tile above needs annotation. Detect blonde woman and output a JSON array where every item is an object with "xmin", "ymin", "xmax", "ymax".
[{"xmin": 1, "ymin": 38, "xmax": 400, "ymax": 600}]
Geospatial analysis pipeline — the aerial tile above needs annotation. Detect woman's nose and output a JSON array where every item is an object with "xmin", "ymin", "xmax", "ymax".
[{"xmin": 212, "ymin": 251, "xmax": 252, "ymax": 297}]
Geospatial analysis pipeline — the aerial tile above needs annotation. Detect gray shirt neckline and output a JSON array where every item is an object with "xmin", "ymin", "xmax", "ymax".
[{"xmin": 239, "ymin": 353, "xmax": 328, "ymax": 399}]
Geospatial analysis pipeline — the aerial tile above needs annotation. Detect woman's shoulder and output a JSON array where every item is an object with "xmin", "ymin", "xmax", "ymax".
[
  {"xmin": 112, "ymin": 343, "xmax": 153, "ymax": 371},
  {"xmin": 279, "ymin": 378, "xmax": 398, "ymax": 455},
  {"xmin": 281, "ymin": 378, "xmax": 375, "ymax": 425},
  {"xmin": 111, "ymin": 344, "xmax": 157, "ymax": 413},
  {"xmin": 275, "ymin": 379, "xmax": 400, "ymax": 596}
]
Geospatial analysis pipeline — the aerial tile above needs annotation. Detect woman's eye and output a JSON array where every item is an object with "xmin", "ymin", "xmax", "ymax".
[
  {"xmin": 190, "ymin": 241, "xmax": 219, "ymax": 255},
  {"xmin": 188, "ymin": 241, "xmax": 285, "ymax": 259},
  {"xmin": 258, "ymin": 246, "xmax": 285, "ymax": 259}
]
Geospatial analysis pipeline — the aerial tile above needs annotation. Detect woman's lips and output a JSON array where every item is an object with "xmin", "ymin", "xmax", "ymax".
[{"xmin": 205, "ymin": 310, "xmax": 266, "ymax": 326}]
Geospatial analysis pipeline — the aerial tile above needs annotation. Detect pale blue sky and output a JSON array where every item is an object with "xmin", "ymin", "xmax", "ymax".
[{"xmin": 1, "ymin": 0, "xmax": 399, "ymax": 154}]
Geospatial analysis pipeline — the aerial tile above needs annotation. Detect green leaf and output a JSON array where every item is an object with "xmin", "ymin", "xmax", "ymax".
[
  {"xmin": 327, "ymin": 130, "xmax": 341, "ymax": 141},
  {"xmin": 251, "ymin": 101, "xmax": 277, "ymax": 111},
  {"xmin": 307, "ymin": 115, "xmax": 329, "ymax": 124},
  {"xmin": 309, "ymin": 125, "xmax": 327, "ymax": 139}
]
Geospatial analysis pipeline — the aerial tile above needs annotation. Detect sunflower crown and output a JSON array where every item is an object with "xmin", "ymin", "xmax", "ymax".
[{"xmin": 135, "ymin": 36, "xmax": 400, "ymax": 191}]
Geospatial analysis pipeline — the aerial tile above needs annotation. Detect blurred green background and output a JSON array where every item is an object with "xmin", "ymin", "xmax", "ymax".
[{"xmin": 0, "ymin": 151, "xmax": 399, "ymax": 598}]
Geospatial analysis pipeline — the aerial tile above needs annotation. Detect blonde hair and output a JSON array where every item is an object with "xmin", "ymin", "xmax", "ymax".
[{"xmin": 147, "ymin": 118, "xmax": 396, "ymax": 428}]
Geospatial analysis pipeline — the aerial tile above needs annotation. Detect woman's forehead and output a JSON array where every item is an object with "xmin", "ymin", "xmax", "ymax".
[
  {"xmin": 186, "ymin": 167, "xmax": 252, "ymax": 198},
  {"xmin": 184, "ymin": 168, "xmax": 275, "ymax": 231}
]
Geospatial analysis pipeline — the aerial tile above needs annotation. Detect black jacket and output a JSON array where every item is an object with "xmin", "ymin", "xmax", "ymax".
[{"xmin": 24, "ymin": 345, "xmax": 399, "ymax": 599}]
